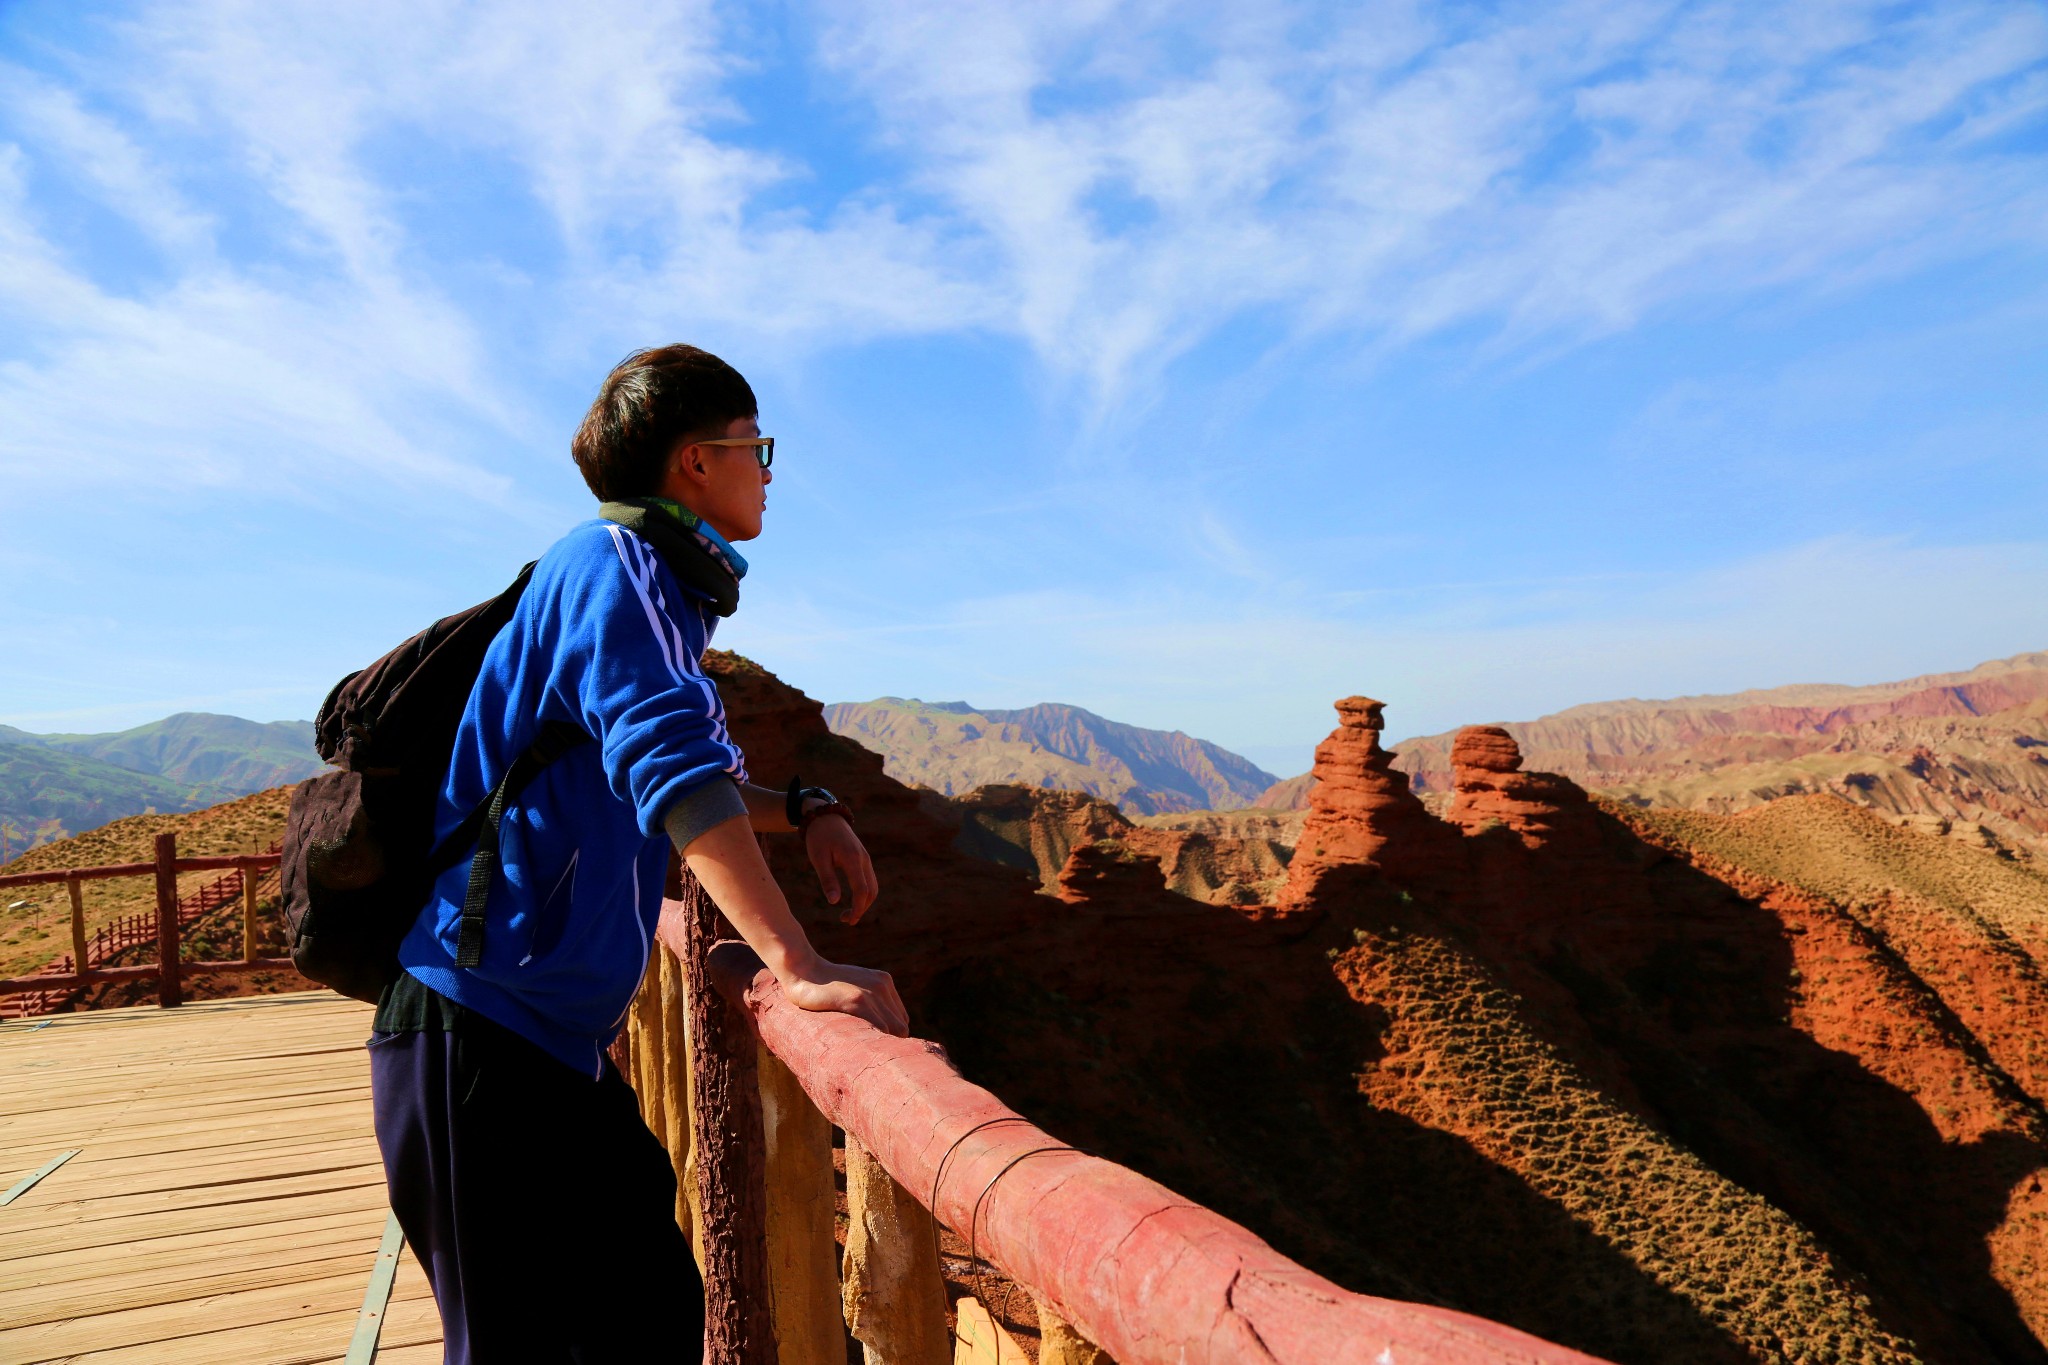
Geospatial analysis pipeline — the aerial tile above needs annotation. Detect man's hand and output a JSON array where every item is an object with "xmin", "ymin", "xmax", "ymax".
[
  {"xmin": 782, "ymin": 958, "xmax": 908, "ymax": 1037},
  {"xmin": 805, "ymin": 815, "xmax": 878, "ymax": 922},
  {"xmin": 680, "ymin": 812, "xmax": 907, "ymax": 1038},
  {"xmin": 732, "ymin": 782, "xmax": 882, "ymax": 920}
]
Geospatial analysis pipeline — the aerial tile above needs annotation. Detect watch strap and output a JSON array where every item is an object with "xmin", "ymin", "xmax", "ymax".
[
  {"xmin": 786, "ymin": 776, "xmax": 844, "ymax": 831},
  {"xmin": 799, "ymin": 800, "xmax": 855, "ymax": 833}
]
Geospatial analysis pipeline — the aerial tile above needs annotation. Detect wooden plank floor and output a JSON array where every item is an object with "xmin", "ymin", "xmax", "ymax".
[{"xmin": 0, "ymin": 992, "xmax": 442, "ymax": 1364}]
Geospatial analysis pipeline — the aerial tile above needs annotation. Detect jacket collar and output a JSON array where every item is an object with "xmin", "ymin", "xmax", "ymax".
[{"xmin": 596, "ymin": 498, "xmax": 743, "ymax": 618}]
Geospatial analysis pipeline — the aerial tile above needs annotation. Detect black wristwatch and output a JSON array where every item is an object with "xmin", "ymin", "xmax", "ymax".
[{"xmin": 785, "ymin": 776, "xmax": 841, "ymax": 829}]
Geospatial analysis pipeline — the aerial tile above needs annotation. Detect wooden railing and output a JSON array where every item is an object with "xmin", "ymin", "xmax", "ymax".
[
  {"xmin": 619, "ymin": 878, "xmax": 1610, "ymax": 1365},
  {"xmin": 0, "ymin": 833, "xmax": 293, "ymax": 1013}
]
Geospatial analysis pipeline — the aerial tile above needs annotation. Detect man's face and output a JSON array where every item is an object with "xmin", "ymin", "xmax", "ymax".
[{"xmin": 670, "ymin": 415, "xmax": 771, "ymax": 542}]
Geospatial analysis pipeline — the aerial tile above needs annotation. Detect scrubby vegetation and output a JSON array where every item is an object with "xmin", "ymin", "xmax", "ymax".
[{"xmin": 0, "ymin": 786, "xmax": 293, "ymax": 980}]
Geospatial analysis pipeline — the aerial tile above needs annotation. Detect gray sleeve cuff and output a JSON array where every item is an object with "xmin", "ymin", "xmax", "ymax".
[{"xmin": 663, "ymin": 777, "xmax": 749, "ymax": 852}]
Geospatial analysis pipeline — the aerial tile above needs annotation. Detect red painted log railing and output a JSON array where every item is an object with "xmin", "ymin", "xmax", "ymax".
[
  {"xmin": 707, "ymin": 942, "xmax": 1604, "ymax": 1365},
  {"xmin": 619, "ymin": 873, "xmax": 1610, "ymax": 1365}
]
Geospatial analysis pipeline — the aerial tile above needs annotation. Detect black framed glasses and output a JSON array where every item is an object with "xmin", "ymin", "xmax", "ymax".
[{"xmin": 693, "ymin": 436, "xmax": 774, "ymax": 469}]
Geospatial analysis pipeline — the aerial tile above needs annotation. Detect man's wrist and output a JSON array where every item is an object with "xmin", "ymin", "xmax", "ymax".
[
  {"xmin": 784, "ymin": 776, "xmax": 841, "ymax": 830},
  {"xmin": 761, "ymin": 938, "xmax": 825, "ymax": 986},
  {"xmin": 800, "ymin": 799, "xmax": 854, "ymax": 834}
]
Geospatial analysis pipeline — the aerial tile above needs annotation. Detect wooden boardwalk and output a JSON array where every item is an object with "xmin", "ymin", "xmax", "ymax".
[{"xmin": 0, "ymin": 992, "xmax": 442, "ymax": 1363}]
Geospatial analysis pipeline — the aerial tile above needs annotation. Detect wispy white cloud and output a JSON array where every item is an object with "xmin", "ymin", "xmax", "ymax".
[
  {"xmin": 815, "ymin": 0, "xmax": 2048, "ymax": 396},
  {"xmin": 0, "ymin": 38, "xmax": 525, "ymax": 504},
  {"xmin": 0, "ymin": 71, "xmax": 213, "ymax": 255},
  {"xmin": 1, "ymin": 0, "xmax": 2040, "ymax": 502},
  {"xmin": 0, "ymin": 0, "xmax": 2043, "ymax": 745},
  {"xmin": 0, "ymin": 0, "xmax": 1011, "ymax": 508}
]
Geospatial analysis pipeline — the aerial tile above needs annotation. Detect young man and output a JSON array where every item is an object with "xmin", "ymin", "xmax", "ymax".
[{"xmin": 368, "ymin": 345, "xmax": 904, "ymax": 1363}]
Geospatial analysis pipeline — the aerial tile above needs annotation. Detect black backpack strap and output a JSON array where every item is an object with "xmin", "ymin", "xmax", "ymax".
[{"xmin": 448, "ymin": 721, "xmax": 591, "ymax": 970}]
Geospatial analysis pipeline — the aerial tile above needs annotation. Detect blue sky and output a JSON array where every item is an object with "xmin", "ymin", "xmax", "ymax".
[{"xmin": 1, "ymin": 0, "xmax": 2044, "ymax": 777}]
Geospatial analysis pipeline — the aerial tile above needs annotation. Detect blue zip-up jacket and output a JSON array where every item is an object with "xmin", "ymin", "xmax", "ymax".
[{"xmin": 396, "ymin": 517, "xmax": 747, "ymax": 1075}]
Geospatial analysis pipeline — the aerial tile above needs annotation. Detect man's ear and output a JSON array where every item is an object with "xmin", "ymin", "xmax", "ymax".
[{"xmin": 671, "ymin": 439, "xmax": 711, "ymax": 488}]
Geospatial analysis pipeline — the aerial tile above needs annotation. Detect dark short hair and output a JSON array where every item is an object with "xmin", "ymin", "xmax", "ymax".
[{"xmin": 571, "ymin": 345, "xmax": 758, "ymax": 500}]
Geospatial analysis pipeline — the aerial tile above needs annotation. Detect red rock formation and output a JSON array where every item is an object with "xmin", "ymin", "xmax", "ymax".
[
  {"xmin": 1446, "ymin": 725, "xmax": 1596, "ymax": 849},
  {"xmin": 1276, "ymin": 697, "xmax": 1459, "ymax": 913},
  {"xmin": 1054, "ymin": 839, "xmax": 1172, "ymax": 910},
  {"xmin": 1372, "ymin": 653, "xmax": 2048, "ymax": 861},
  {"xmin": 944, "ymin": 783, "xmax": 1292, "ymax": 906}
]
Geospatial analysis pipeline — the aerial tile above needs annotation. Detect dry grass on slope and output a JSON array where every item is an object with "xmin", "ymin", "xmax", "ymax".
[
  {"xmin": 1602, "ymin": 793, "xmax": 2048, "ymax": 1351},
  {"xmin": 1584, "ymin": 700, "xmax": 2048, "ymax": 863},
  {"xmin": 1623, "ymin": 794, "xmax": 2048, "ymax": 944},
  {"xmin": 1334, "ymin": 912, "xmax": 1921, "ymax": 1365},
  {"xmin": 1620, "ymin": 794, "xmax": 2048, "ymax": 1108},
  {"xmin": 0, "ymin": 786, "xmax": 294, "ymax": 979}
]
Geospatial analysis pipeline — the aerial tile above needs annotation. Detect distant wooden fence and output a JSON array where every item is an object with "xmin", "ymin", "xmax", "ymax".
[
  {"xmin": 620, "ymin": 874, "xmax": 1611, "ymax": 1365},
  {"xmin": 0, "ymin": 833, "xmax": 292, "ymax": 1014}
]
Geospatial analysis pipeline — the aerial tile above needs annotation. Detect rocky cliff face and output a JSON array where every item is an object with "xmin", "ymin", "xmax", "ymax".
[
  {"xmin": 1444, "ymin": 724, "xmax": 1596, "ymax": 849},
  {"xmin": 1275, "ymin": 697, "xmax": 1460, "ymax": 912},
  {"xmin": 712, "ymin": 651, "xmax": 2048, "ymax": 1364},
  {"xmin": 1258, "ymin": 650, "xmax": 2048, "ymax": 863},
  {"xmin": 1283, "ymin": 703, "xmax": 2048, "ymax": 1363},
  {"xmin": 1052, "ymin": 837, "xmax": 1173, "ymax": 909},
  {"xmin": 938, "ymin": 782, "xmax": 1292, "ymax": 906}
]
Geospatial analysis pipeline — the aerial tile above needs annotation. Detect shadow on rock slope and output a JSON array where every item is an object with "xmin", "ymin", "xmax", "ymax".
[{"xmin": 710, "ymin": 652, "xmax": 2048, "ymax": 1364}]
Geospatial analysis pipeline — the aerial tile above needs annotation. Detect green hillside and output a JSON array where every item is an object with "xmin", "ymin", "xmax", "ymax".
[
  {"xmin": 33, "ymin": 714, "xmax": 321, "ymax": 790},
  {"xmin": 0, "ymin": 713, "xmax": 322, "ymax": 853}
]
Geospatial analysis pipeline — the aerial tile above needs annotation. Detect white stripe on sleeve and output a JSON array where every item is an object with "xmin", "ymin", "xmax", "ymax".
[
  {"xmin": 611, "ymin": 526, "xmax": 747, "ymax": 775},
  {"xmin": 607, "ymin": 525, "xmax": 684, "ymax": 686}
]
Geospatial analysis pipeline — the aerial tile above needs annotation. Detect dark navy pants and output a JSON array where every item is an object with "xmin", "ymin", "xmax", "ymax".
[{"xmin": 368, "ymin": 1015, "xmax": 703, "ymax": 1363}]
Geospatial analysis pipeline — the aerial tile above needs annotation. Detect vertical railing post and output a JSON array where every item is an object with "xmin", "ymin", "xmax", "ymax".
[
  {"xmin": 241, "ymin": 867, "xmax": 259, "ymax": 962},
  {"xmin": 153, "ymin": 833, "xmax": 182, "ymax": 1008},
  {"xmin": 660, "ymin": 941, "xmax": 701, "ymax": 1265},
  {"xmin": 842, "ymin": 1133, "xmax": 950, "ymax": 1365},
  {"xmin": 67, "ymin": 876, "xmax": 87, "ymax": 977},
  {"xmin": 759, "ymin": 1048, "xmax": 841, "ymax": 1365},
  {"xmin": 632, "ymin": 956, "xmax": 667, "ymax": 1148},
  {"xmin": 681, "ymin": 869, "xmax": 775, "ymax": 1365}
]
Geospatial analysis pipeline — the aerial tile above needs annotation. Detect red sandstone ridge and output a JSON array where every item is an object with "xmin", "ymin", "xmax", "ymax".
[
  {"xmin": 1254, "ymin": 651, "xmax": 2048, "ymax": 864},
  {"xmin": 1053, "ymin": 838, "xmax": 1172, "ymax": 910},
  {"xmin": 672, "ymin": 656, "xmax": 2048, "ymax": 1361},
  {"xmin": 940, "ymin": 783, "xmax": 1292, "ymax": 906},
  {"xmin": 1276, "ymin": 697, "xmax": 1458, "ymax": 913},
  {"xmin": 1446, "ymin": 725, "xmax": 1596, "ymax": 850}
]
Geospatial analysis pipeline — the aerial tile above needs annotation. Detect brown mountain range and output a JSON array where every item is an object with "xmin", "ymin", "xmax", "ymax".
[
  {"xmin": 1258, "ymin": 649, "xmax": 2048, "ymax": 862},
  {"xmin": 821, "ymin": 697, "xmax": 1278, "ymax": 815}
]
